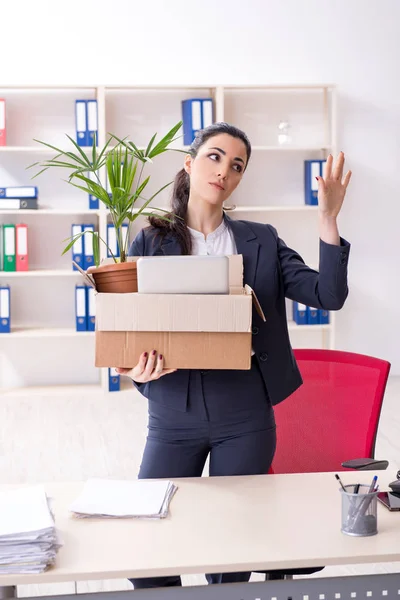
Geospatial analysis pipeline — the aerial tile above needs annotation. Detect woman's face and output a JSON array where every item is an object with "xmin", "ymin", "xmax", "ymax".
[{"xmin": 184, "ymin": 133, "xmax": 248, "ymax": 206}]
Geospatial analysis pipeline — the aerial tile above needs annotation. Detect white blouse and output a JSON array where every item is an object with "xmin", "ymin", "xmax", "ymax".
[{"xmin": 188, "ymin": 218, "xmax": 238, "ymax": 256}]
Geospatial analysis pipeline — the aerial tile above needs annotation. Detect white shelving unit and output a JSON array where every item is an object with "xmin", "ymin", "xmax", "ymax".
[{"xmin": 0, "ymin": 83, "xmax": 336, "ymax": 393}]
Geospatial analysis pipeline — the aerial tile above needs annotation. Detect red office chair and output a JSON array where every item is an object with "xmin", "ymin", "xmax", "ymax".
[
  {"xmin": 260, "ymin": 349, "xmax": 391, "ymax": 581},
  {"xmin": 270, "ymin": 349, "xmax": 391, "ymax": 475}
]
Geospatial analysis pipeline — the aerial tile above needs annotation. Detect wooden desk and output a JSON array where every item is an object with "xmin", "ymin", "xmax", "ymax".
[{"xmin": 0, "ymin": 471, "xmax": 399, "ymax": 598}]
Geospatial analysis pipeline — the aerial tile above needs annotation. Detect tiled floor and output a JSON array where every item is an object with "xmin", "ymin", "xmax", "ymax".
[{"xmin": 0, "ymin": 375, "xmax": 399, "ymax": 595}]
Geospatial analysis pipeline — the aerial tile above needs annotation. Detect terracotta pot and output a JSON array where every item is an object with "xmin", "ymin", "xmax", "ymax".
[{"xmin": 87, "ymin": 261, "xmax": 138, "ymax": 293}]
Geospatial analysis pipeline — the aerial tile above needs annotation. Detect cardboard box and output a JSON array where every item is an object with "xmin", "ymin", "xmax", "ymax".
[{"xmin": 82, "ymin": 255, "xmax": 265, "ymax": 370}]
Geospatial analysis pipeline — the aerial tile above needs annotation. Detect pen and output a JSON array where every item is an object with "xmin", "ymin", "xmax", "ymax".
[
  {"xmin": 352, "ymin": 475, "xmax": 379, "ymax": 528},
  {"xmin": 368, "ymin": 475, "xmax": 378, "ymax": 494},
  {"xmin": 335, "ymin": 473, "xmax": 347, "ymax": 492}
]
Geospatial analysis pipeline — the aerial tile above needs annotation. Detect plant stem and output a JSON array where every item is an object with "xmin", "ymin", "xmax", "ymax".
[{"xmin": 125, "ymin": 159, "xmax": 146, "ymax": 258}]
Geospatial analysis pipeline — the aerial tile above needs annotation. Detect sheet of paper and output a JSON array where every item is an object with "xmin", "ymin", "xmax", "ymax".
[{"xmin": 70, "ymin": 478, "xmax": 177, "ymax": 518}]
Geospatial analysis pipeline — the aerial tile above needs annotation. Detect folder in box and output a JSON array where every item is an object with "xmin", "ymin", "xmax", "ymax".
[
  {"xmin": 0, "ymin": 285, "xmax": 10, "ymax": 333},
  {"xmin": 16, "ymin": 224, "xmax": 28, "ymax": 271},
  {"xmin": 3, "ymin": 224, "xmax": 16, "ymax": 272},
  {"xmin": 75, "ymin": 285, "xmax": 87, "ymax": 331}
]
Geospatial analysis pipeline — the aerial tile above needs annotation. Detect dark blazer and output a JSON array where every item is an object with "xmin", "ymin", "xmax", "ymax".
[{"xmin": 128, "ymin": 214, "xmax": 350, "ymax": 411}]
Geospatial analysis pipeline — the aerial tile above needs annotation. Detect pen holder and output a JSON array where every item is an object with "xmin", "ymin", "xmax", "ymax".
[{"xmin": 340, "ymin": 484, "xmax": 378, "ymax": 537}]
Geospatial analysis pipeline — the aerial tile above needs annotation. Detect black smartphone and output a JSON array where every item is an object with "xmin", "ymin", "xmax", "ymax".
[{"xmin": 377, "ymin": 491, "xmax": 400, "ymax": 511}]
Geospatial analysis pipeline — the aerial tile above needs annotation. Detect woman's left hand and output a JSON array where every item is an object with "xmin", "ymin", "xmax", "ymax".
[{"xmin": 317, "ymin": 152, "xmax": 352, "ymax": 219}]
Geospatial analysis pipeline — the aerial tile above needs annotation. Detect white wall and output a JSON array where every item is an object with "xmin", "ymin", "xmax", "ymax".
[{"xmin": 1, "ymin": 0, "xmax": 399, "ymax": 372}]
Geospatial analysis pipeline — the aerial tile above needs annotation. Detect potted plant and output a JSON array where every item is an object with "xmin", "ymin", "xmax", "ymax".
[{"xmin": 28, "ymin": 121, "xmax": 183, "ymax": 293}]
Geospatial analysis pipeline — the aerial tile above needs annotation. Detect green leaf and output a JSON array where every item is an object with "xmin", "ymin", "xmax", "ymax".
[
  {"xmin": 137, "ymin": 211, "xmax": 175, "ymax": 223},
  {"xmin": 30, "ymin": 167, "xmax": 51, "ymax": 179},
  {"xmin": 149, "ymin": 121, "xmax": 182, "ymax": 157},
  {"xmin": 33, "ymin": 138, "xmax": 89, "ymax": 169},
  {"xmin": 169, "ymin": 147, "xmax": 191, "ymax": 155},
  {"xmin": 39, "ymin": 159, "xmax": 86, "ymax": 171},
  {"xmin": 61, "ymin": 232, "xmax": 85, "ymax": 255},
  {"xmin": 109, "ymin": 133, "xmax": 146, "ymax": 161},
  {"xmin": 97, "ymin": 136, "xmax": 114, "ymax": 165},
  {"xmin": 133, "ymin": 175, "xmax": 150, "ymax": 200},
  {"xmin": 92, "ymin": 132, "xmax": 97, "ymax": 167},
  {"xmin": 65, "ymin": 134, "xmax": 92, "ymax": 167},
  {"xmin": 144, "ymin": 132, "xmax": 157, "ymax": 156},
  {"xmin": 93, "ymin": 231, "xmax": 100, "ymax": 267},
  {"xmin": 146, "ymin": 179, "xmax": 174, "ymax": 204},
  {"xmin": 68, "ymin": 179, "xmax": 112, "ymax": 206},
  {"xmin": 33, "ymin": 139, "xmax": 69, "ymax": 155}
]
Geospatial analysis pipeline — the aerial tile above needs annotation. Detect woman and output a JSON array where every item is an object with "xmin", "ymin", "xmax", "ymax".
[{"xmin": 116, "ymin": 122, "xmax": 352, "ymax": 588}]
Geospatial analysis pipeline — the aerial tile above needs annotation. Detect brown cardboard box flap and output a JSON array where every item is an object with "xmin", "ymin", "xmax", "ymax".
[{"xmin": 245, "ymin": 284, "xmax": 266, "ymax": 322}]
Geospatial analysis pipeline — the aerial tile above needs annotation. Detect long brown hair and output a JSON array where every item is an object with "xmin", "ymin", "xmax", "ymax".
[{"xmin": 148, "ymin": 122, "xmax": 251, "ymax": 254}]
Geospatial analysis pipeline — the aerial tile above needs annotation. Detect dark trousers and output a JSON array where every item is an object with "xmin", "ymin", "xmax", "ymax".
[{"xmin": 130, "ymin": 360, "xmax": 276, "ymax": 589}]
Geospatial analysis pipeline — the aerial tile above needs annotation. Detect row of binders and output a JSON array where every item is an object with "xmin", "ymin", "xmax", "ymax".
[
  {"xmin": 293, "ymin": 302, "xmax": 330, "ymax": 325},
  {"xmin": 0, "ymin": 97, "xmax": 98, "ymax": 149},
  {"xmin": 77, "ymin": 97, "xmax": 215, "ymax": 148},
  {"xmin": 3, "ymin": 95, "xmax": 212, "ymax": 149},
  {"xmin": 0, "ymin": 224, "xmax": 29, "ymax": 271},
  {"xmin": 72, "ymin": 224, "xmax": 95, "ymax": 271},
  {"xmin": 75, "ymin": 284, "xmax": 95, "ymax": 331},
  {"xmin": 76, "ymin": 97, "xmax": 215, "ymax": 148},
  {"xmin": 182, "ymin": 98, "xmax": 213, "ymax": 145},
  {"xmin": 75, "ymin": 99, "xmax": 98, "ymax": 147},
  {"xmin": 72, "ymin": 223, "xmax": 129, "ymax": 270}
]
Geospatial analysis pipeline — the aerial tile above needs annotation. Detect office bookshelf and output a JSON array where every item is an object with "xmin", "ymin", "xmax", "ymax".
[{"xmin": 0, "ymin": 83, "xmax": 336, "ymax": 393}]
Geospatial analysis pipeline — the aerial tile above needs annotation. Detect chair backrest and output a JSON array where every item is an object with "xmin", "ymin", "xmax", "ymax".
[{"xmin": 270, "ymin": 349, "xmax": 391, "ymax": 474}]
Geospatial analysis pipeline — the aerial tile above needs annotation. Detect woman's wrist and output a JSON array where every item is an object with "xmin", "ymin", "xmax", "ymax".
[{"xmin": 318, "ymin": 214, "xmax": 340, "ymax": 246}]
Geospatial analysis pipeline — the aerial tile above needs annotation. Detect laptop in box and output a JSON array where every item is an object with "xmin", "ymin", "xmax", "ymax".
[{"xmin": 137, "ymin": 255, "xmax": 230, "ymax": 294}]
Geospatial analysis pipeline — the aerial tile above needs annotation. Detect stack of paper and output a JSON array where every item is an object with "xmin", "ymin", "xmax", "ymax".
[
  {"xmin": 0, "ymin": 485, "xmax": 62, "ymax": 574},
  {"xmin": 69, "ymin": 478, "xmax": 178, "ymax": 519}
]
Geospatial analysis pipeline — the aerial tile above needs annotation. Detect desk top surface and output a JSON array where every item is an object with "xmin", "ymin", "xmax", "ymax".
[{"xmin": 0, "ymin": 470, "xmax": 399, "ymax": 585}]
